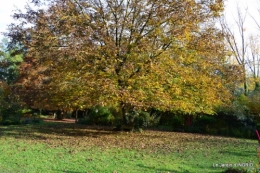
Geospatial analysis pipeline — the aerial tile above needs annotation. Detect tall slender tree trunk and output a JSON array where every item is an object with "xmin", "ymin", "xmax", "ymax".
[
  {"xmin": 120, "ymin": 102, "xmax": 127, "ymax": 125},
  {"xmin": 255, "ymin": 81, "xmax": 260, "ymax": 92},
  {"xmin": 244, "ymin": 80, "xmax": 249, "ymax": 95},
  {"xmin": 243, "ymin": 65, "xmax": 248, "ymax": 95}
]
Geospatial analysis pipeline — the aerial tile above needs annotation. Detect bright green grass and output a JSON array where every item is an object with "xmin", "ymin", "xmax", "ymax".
[{"xmin": 0, "ymin": 122, "xmax": 258, "ymax": 173}]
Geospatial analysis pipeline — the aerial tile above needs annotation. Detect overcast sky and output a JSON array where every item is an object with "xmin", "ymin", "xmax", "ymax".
[
  {"xmin": 0, "ymin": 0, "xmax": 259, "ymax": 40},
  {"xmin": 0, "ymin": 0, "xmax": 29, "ymax": 38}
]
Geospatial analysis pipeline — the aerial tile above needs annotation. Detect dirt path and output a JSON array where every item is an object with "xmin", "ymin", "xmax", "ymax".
[{"xmin": 42, "ymin": 118, "xmax": 76, "ymax": 123}]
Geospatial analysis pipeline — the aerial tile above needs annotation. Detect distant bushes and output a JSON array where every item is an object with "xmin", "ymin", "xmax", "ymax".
[
  {"xmin": 2, "ymin": 119, "xmax": 21, "ymax": 125},
  {"xmin": 75, "ymin": 91, "xmax": 260, "ymax": 136},
  {"xmin": 2, "ymin": 103, "xmax": 256, "ymax": 138},
  {"xmin": 0, "ymin": 116, "xmax": 43, "ymax": 126},
  {"xmin": 0, "ymin": 107, "xmax": 44, "ymax": 126},
  {"xmin": 77, "ymin": 106, "xmax": 115, "ymax": 125},
  {"xmin": 0, "ymin": 103, "xmax": 22, "ymax": 125},
  {"xmin": 186, "ymin": 115, "xmax": 216, "ymax": 133},
  {"xmin": 185, "ymin": 112, "xmax": 256, "ymax": 139},
  {"xmin": 155, "ymin": 111, "xmax": 184, "ymax": 131},
  {"xmin": 147, "ymin": 107, "xmax": 257, "ymax": 138},
  {"xmin": 77, "ymin": 106, "xmax": 159, "ymax": 131},
  {"xmin": 0, "ymin": 103, "xmax": 257, "ymax": 138}
]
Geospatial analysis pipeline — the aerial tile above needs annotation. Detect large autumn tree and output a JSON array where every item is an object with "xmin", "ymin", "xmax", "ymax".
[{"xmin": 6, "ymin": 0, "xmax": 231, "ymax": 118}]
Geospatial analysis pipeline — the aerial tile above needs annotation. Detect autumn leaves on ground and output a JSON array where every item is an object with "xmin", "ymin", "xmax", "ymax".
[{"xmin": 0, "ymin": 121, "xmax": 257, "ymax": 173}]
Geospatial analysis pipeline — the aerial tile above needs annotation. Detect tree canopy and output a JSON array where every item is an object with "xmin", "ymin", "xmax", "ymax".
[{"xmin": 6, "ymin": 0, "xmax": 232, "ymax": 115}]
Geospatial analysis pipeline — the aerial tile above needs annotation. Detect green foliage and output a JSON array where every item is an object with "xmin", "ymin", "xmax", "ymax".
[
  {"xmin": 0, "ymin": 79, "xmax": 23, "ymax": 125},
  {"xmin": 216, "ymin": 95, "xmax": 250, "ymax": 120},
  {"xmin": 133, "ymin": 111, "xmax": 150, "ymax": 129},
  {"xmin": 180, "ymin": 112, "xmax": 257, "ymax": 138},
  {"xmin": 197, "ymin": 115, "xmax": 217, "ymax": 125},
  {"xmin": 78, "ymin": 106, "xmax": 115, "ymax": 125},
  {"xmin": 21, "ymin": 118, "xmax": 43, "ymax": 124},
  {"xmin": 256, "ymin": 123, "xmax": 260, "ymax": 131},
  {"xmin": 147, "ymin": 113, "xmax": 160, "ymax": 127},
  {"xmin": 1, "ymin": 107, "xmax": 23, "ymax": 125},
  {"xmin": 156, "ymin": 125, "xmax": 174, "ymax": 131},
  {"xmin": 77, "ymin": 117, "xmax": 92, "ymax": 125},
  {"xmin": 158, "ymin": 111, "xmax": 178, "ymax": 126},
  {"xmin": 21, "ymin": 108, "xmax": 32, "ymax": 114},
  {"xmin": 189, "ymin": 115, "xmax": 216, "ymax": 133},
  {"xmin": 0, "ymin": 103, "xmax": 22, "ymax": 125},
  {"xmin": 170, "ymin": 115, "xmax": 184, "ymax": 131},
  {"xmin": 0, "ymin": 38, "xmax": 23, "ymax": 84},
  {"xmin": 247, "ymin": 90, "xmax": 260, "ymax": 117},
  {"xmin": 2, "ymin": 119, "xmax": 21, "ymax": 126},
  {"xmin": 116, "ymin": 109, "xmax": 151, "ymax": 131},
  {"xmin": 148, "ymin": 111, "xmax": 184, "ymax": 132}
]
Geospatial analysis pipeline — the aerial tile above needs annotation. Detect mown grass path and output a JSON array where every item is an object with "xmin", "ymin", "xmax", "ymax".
[{"xmin": 0, "ymin": 122, "xmax": 258, "ymax": 173}]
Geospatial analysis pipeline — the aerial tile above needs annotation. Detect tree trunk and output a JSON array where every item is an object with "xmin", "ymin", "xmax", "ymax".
[
  {"xmin": 255, "ymin": 81, "xmax": 260, "ymax": 92},
  {"xmin": 121, "ymin": 103, "xmax": 127, "ymax": 125},
  {"xmin": 244, "ymin": 80, "xmax": 248, "ymax": 96},
  {"xmin": 75, "ymin": 109, "xmax": 78, "ymax": 123},
  {"xmin": 243, "ymin": 68, "xmax": 248, "ymax": 95},
  {"xmin": 55, "ymin": 110, "xmax": 63, "ymax": 120}
]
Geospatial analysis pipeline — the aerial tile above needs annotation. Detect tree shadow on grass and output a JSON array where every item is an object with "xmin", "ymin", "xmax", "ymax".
[
  {"xmin": 32, "ymin": 122, "xmax": 117, "ymax": 136},
  {"xmin": 137, "ymin": 164, "xmax": 180, "ymax": 173},
  {"xmin": 136, "ymin": 163, "xmax": 221, "ymax": 173},
  {"xmin": 219, "ymin": 150, "xmax": 256, "ymax": 157},
  {"xmin": 0, "ymin": 121, "xmax": 119, "ymax": 140},
  {"xmin": 53, "ymin": 170, "xmax": 84, "ymax": 173}
]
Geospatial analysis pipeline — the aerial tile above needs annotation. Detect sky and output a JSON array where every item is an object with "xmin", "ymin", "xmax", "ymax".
[
  {"xmin": 0, "ymin": 0, "xmax": 29, "ymax": 39},
  {"xmin": 225, "ymin": 0, "xmax": 259, "ymax": 36},
  {"xmin": 0, "ymin": 0, "xmax": 259, "ymax": 40}
]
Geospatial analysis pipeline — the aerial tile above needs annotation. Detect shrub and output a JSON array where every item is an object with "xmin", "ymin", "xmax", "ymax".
[
  {"xmin": 186, "ymin": 126, "xmax": 202, "ymax": 133},
  {"xmin": 133, "ymin": 111, "xmax": 150, "ymax": 129},
  {"xmin": 152, "ymin": 110, "xmax": 184, "ymax": 131},
  {"xmin": 148, "ymin": 113, "xmax": 160, "ymax": 127},
  {"xmin": 230, "ymin": 128, "xmax": 244, "ymax": 138},
  {"xmin": 170, "ymin": 115, "xmax": 183, "ymax": 131},
  {"xmin": 191, "ymin": 115, "xmax": 216, "ymax": 133},
  {"xmin": 77, "ymin": 117, "xmax": 92, "ymax": 125},
  {"xmin": 256, "ymin": 123, "xmax": 260, "ymax": 131},
  {"xmin": 21, "ymin": 118, "xmax": 43, "ymax": 124},
  {"xmin": 158, "ymin": 111, "xmax": 175, "ymax": 126},
  {"xmin": 196, "ymin": 115, "xmax": 216, "ymax": 125},
  {"xmin": 112, "ymin": 109, "xmax": 151, "ymax": 131},
  {"xmin": 217, "ymin": 127, "xmax": 229, "ymax": 136},
  {"xmin": 156, "ymin": 125, "xmax": 173, "ymax": 131},
  {"xmin": 79, "ymin": 106, "xmax": 115, "ymax": 125},
  {"xmin": 2, "ymin": 119, "xmax": 21, "ymax": 125}
]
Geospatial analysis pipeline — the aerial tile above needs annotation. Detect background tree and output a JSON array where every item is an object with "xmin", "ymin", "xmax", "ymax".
[
  {"xmin": 7, "ymin": 0, "xmax": 230, "ymax": 123},
  {"xmin": 247, "ymin": 35, "xmax": 260, "ymax": 90},
  {"xmin": 0, "ymin": 38, "xmax": 23, "ymax": 123},
  {"xmin": 0, "ymin": 38, "xmax": 23, "ymax": 84},
  {"xmin": 220, "ymin": 2, "xmax": 260, "ymax": 122},
  {"xmin": 220, "ymin": 6, "xmax": 250, "ymax": 95}
]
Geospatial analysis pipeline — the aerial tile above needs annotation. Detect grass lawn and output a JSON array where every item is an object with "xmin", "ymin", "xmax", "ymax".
[{"xmin": 0, "ymin": 121, "xmax": 258, "ymax": 173}]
